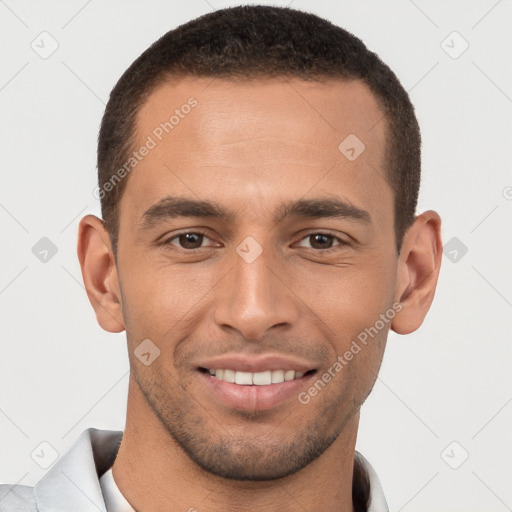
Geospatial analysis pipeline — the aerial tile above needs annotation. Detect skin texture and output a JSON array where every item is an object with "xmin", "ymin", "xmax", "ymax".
[{"xmin": 78, "ymin": 77, "xmax": 442, "ymax": 512}]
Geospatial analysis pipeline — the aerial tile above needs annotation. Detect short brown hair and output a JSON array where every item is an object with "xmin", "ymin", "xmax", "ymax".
[{"xmin": 98, "ymin": 5, "xmax": 421, "ymax": 254}]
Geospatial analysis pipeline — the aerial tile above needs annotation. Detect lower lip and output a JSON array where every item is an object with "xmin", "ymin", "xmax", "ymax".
[{"xmin": 197, "ymin": 370, "xmax": 316, "ymax": 412}]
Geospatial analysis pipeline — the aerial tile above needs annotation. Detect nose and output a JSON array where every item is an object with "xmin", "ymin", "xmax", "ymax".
[{"xmin": 213, "ymin": 243, "xmax": 299, "ymax": 340}]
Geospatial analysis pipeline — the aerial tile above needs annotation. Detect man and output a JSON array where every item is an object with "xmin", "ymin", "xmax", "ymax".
[{"xmin": 0, "ymin": 5, "xmax": 442, "ymax": 511}]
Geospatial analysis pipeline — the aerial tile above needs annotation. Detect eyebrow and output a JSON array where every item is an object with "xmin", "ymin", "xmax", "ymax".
[
  {"xmin": 275, "ymin": 198, "xmax": 371, "ymax": 224},
  {"xmin": 140, "ymin": 195, "xmax": 371, "ymax": 230},
  {"xmin": 140, "ymin": 197, "xmax": 234, "ymax": 229}
]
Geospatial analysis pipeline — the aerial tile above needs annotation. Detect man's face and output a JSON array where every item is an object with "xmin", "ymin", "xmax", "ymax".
[{"xmin": 115, "ymin": 77, "xmax": 397, "ymax": 480}]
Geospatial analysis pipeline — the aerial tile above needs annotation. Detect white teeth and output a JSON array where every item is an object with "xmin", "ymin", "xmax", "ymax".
[
  {"xmin": 253, "ymin": 371, "xmax": 272, "ymax": 385},
  {"xmin": 223, "ymin": 369, "xmax": 236, "ymax": 383},
  {"xmin": 207, "ymin": 369, "xmax": 308, "ymax": 385},
  {"xmin": 284, "ymin": 370, "xmax": 295, "ymax": 381},
  {"xmin": 234, "ymin": 371, "xmax": 253, "ymax": 385},
  {"xmin": 271, "ymin": 370, "xmax": 285, "ymax": 384}
]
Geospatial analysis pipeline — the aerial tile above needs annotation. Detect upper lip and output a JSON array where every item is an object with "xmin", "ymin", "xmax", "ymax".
[{"xmin": 196, "ymin": 353, "xmax": 317, "ymax": 373}]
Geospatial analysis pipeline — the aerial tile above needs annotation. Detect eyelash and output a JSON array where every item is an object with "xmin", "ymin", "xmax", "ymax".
[
  {"xmin": 160, "ymin": 230, "xmax": 350, "ymax": 253},
  {"xmin": 295, "ymin": 232, "xmax": 350, "ymax": 252}
]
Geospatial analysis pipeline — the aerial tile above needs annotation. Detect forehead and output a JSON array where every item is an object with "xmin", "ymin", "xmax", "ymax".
[
  {"xmin": 124, "ymin": 76, "xmax": 390, "ymax": 225},
  {"xmin": 138, "ymin": 76, "xmax": 385, "ymax": 149}
]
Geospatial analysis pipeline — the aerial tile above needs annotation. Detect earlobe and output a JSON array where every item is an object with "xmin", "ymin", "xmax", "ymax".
[
  {"xmin": 391, "ymin": 210, "xmax": 442, "ymax": 335},
  {"xmin": 77, "ymin": 215, "xmax": 125, "ymax": 333}
]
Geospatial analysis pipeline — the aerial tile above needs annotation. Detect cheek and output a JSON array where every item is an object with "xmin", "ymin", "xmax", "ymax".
[
  {"xmin": 118, "ymin": 256, "xmax": 218, "ymax": 339},
  {"xmin": 291, "ymin": 256, "xmax": 396, "ymax": 334},
  {"xmin": 291, "ymin": 256, "xmax": 395, "ymax": 397}
]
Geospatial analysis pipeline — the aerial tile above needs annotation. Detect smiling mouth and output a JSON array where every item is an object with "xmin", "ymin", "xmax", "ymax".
[{"xmin": 198, "ymin": 367, "xmax": 317, "ymax": 385}]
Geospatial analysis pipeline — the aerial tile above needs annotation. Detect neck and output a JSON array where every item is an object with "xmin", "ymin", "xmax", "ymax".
[{"xmin": 112, "ymin": 374, "xmax": 359, "ymax": 512}]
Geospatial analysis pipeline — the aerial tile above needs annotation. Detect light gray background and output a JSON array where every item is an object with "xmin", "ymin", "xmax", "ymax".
[{"xmin": 1, "ymin": 1, "xmax": 511, "ymax": 510}]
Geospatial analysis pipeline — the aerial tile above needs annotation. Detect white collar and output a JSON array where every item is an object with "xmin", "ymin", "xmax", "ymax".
[
  {"xmin": 99, "ymin": 446, "xmax": 388, "ymax": 512},
  {"xmin": 34, "ymin": 428, "xmax": 388, "ymax": 512},
  {"xmin": 99, "ymin": 468, "xmax": 135, "ymax": 512}
]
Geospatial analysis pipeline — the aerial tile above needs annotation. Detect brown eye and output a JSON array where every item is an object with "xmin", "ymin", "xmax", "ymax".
[
  {"xmin": 174, "ymin": 233, "xmax": 205, "ymax": 249},
  {"xmin": 308, "ymin": 234, "xmax": 334, "ymax": 249},
  {"xmin": 295, "ymin": 232, "xmax": 347, "ymax": 251}
]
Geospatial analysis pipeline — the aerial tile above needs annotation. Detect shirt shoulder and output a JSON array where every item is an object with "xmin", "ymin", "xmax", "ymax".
[
  {"xmin": 0, "ymin": 484, "xmax": 37, "ymax": 512},
  {"xmin": 355, "ymin": 451, "xmax": 389, "ymax": 512}
]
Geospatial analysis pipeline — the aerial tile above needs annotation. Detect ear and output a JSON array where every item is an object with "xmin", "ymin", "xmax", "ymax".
[
  {"xmin": 77, "ymin": 215, "xmax": 125, "ymax": 333},
  {"xmin": 391, "ymin": 210, "xmax": 442, "ymax": 335}
]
